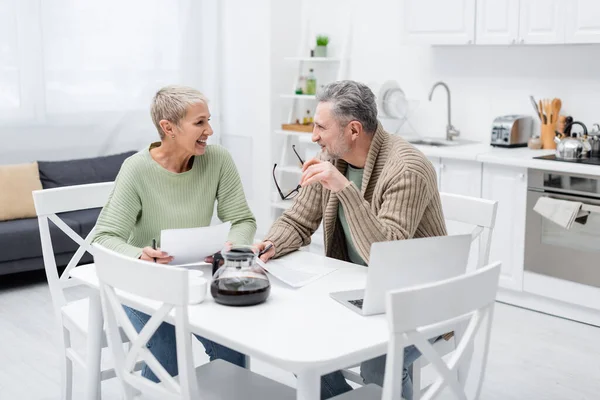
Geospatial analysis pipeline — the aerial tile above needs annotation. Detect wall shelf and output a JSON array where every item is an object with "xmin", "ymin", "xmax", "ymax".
[
  {"xmin": 284, "ymin": 57, "xmax": 341, "ymax": 62},
  {"xmin": 274, "ymin": 129, "xmax": 312, "ymax": 138}
]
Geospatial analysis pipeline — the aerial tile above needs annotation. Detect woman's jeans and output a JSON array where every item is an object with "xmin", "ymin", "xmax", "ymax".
[
  {"xmin": 320, "ymin": 336, "xmax": 441, "ymax": 400},
  {"xmin": 124, "ymin": 306, "xmax": 246, "ymax": 382}
]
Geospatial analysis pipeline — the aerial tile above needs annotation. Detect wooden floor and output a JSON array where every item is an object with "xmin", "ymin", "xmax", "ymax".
[{"xmin": 1, "ymin": 269, "xmax": 599, "ymax": 400}]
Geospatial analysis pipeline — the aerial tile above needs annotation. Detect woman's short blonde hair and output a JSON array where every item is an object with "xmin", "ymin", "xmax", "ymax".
[{"xmin": 150, "ymin": 85, "xmax": 208, "ymax": 139}]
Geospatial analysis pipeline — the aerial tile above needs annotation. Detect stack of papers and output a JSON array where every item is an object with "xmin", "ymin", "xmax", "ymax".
[
  {"xmin": 257, "ymin": 251, "xmax": 338, "ymax": 288},
  {"xmin": 160, "ymin": 222, "xmax": 231, "ymax": 266}
]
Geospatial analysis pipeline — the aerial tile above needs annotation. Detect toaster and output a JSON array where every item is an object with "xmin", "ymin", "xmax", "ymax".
[{"xmin": 490, "ymin": 115, "xmax": 533, "ymax": 147}]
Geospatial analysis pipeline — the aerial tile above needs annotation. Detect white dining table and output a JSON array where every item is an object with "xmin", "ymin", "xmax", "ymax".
[{"xmin": 69, "ymin": 251, "xmax": 390, "ymax": 400}]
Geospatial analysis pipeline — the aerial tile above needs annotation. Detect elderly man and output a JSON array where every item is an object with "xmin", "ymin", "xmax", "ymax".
[{"xmin": 256, "ymin": 80, "xmax": 448, "ymax": 399}]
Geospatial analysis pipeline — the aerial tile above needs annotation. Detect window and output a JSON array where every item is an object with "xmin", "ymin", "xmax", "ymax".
[{"xmin": 0, "ymin": 0, "xmax": 20, "ymax": 112}]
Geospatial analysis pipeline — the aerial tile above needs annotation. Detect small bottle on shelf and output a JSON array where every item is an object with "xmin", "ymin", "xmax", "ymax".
[
  {"xmin": 296, "ymin": 75, "xmax": 306, "ymax": 95},
  {"xmin": 305, "ymin": 69, "xmax": 316, "ymax": 95},
  {"xmin": 303, "ymin": 110, "xmax": 315, "ymax": 125}
]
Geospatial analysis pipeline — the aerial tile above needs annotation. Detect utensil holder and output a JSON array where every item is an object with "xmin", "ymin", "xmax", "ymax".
[{"xmin": 541, "ymin": 123, "xmax": 557, "ymax": 149}]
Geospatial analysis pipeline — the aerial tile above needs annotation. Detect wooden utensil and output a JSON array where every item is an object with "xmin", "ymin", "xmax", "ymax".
[{"xmin": 552, "ymin": 98, "xmax": 562, "ymax": 125}]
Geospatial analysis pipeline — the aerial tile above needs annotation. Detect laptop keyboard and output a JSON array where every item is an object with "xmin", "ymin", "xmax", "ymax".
[{"xmin": 349, "ymin": 299, "xmax": 364, "ymax": 309}]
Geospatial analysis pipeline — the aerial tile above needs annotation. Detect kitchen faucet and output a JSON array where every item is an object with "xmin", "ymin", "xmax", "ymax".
[{"xmin": 428, "ymin": 81, "xmax": 460, "ymax": 141}]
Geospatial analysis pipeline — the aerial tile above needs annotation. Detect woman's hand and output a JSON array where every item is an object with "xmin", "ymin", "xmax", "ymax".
[
  {"xmin": 255, "ymin": 241, "xmax": 276, "ymax": 263},
  {"xmin": 140, "ymin": 247, "xmax": 173, "ymax": 264}
]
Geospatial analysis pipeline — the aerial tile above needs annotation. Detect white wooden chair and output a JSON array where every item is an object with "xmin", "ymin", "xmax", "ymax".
[
  {"xmin": 341, "ymin": 193, "xmax": 498, "ymax": 391},
  {"xmin": 440, "ymin": 192, "xmax": 498, "ymax": 271},
  {"xmin": 33, "ymin": 182, "xmax": 131, "ymax": 399},
  {"xmin": 94, "ymin": 243, "xmax": 296, "ymax": 400},
  {"xmin": 332, "ymin": 261, "xmax": 501, "ymax": 400},
  {"xmin": 410, "ymin": 193, "xmax": 498, "ymax": 399}
]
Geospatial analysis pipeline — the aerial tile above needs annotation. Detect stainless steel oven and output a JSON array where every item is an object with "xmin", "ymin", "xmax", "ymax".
[{"xmin": 525, "ymin": 169, "xmax": 600, "ymax": 288}]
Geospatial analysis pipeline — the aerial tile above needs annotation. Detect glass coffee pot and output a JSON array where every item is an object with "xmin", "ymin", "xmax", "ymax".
[{"xmin": 210, "ymin": 245, "xmax": 271, "ymax": 306}]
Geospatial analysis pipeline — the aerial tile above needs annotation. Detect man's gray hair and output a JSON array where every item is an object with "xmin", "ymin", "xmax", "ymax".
[
  {"xmin": 151, "ymin": 85, "xmax": 208, "ymax": 139},
  {"xmin": 316, "ymin": 80, "xmax": 378, "ymax": 134}
]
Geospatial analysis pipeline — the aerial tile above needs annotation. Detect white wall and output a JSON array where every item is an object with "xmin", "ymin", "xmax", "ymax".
[{"xmin": 302, "ymin": 0, "xmax": 600, "ymax": 142}]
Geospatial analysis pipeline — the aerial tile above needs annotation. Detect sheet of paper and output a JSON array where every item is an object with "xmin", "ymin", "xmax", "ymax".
[
  {"xmin": 257, "ymin": 250, "xmax": 338, "ymax": 288},
  {"xmin": 160, "ymin": 222, "xmax": 231, "ymax": 266}
]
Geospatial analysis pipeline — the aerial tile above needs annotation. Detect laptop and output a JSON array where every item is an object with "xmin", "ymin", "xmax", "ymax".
[{"xmin": 330, "ymin": 234, "xmax": 472, "ymax": 316}]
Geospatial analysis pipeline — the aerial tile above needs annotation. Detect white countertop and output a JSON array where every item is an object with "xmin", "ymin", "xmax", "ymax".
[{"xmin": 412, "ymin": 142, "xmax": 600, "ymax": 176}]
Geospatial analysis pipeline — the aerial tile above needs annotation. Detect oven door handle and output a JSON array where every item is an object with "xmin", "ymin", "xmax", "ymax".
[
  {"xmin": 538, "ymin": 191, "xmax": 600, "ymax": 208},
  {"xmin": 581, "ymin": 203, "xmax": 600, "ymax": 214}
]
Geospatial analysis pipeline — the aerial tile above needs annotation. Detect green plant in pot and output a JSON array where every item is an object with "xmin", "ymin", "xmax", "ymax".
[{"xmin": 315, "ymin": 35, "xmax": 329, "ymax": 57}]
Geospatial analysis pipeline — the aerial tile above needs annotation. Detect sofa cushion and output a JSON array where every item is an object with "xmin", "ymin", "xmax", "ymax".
[
  {"xmin": 38, "ymin": 151, "xmax": 136, "ymax": 189},
  {"xmin": 0, "ymin": 215, "xmax": 78, "ymax": 263},
  {"xmin": 0, "ymin": 162, "xmax": 43, "ymax": 221},
  {"xmin": 0, "ymin": 207, "xmax": 101, "ymax": 264}
]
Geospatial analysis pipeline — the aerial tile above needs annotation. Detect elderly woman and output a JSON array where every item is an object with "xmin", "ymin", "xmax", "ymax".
[{"xmin": 92, "ymin": 85, "xmax": 256, "ymax": 381}]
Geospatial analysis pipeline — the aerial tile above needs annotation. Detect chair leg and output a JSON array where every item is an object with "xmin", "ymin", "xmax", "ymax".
[
  {"xmin": 454, "ymin": 325, "xmax": 473, "ymax": 389},
  {"xmin": 412, "ymin": 359, "xmax": 421, "ymax": 400},
  {"xmin": 60, "ymin": 327, "xmax": 74, "ymax": 400},
  {"xmin": 84, "ymin": 294, "xmax": 104, "ymax": 400}
]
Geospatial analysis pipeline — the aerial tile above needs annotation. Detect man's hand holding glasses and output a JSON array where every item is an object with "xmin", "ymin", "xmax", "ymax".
[{"xmin": 299, "ymin": 158, "xmax": 350, "ymax": 193}]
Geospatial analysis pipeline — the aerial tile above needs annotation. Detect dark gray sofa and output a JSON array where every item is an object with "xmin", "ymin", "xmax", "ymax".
[{"xmin": 0, "ymin": 151, "xmax": 136, "ymax": 276}]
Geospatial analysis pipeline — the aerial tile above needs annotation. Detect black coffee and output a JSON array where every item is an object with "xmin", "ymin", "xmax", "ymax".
[{"xmin": 210, "ymin": 277, "xmax": 270, "ymax": 306}]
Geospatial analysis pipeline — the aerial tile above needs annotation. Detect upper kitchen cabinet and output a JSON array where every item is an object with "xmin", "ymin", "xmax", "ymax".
[
  {"xmin": 402, "ymin": 0, "xmax": 600, "ymax": 45},
  {"xmin": 476, "ymin": 0, "xmax": 520, "ymax": 44},
  {"xmin": 401, "ymin": 0, "xmax": 476, "ymax": 45},
  {"xmin": 565, "ymin": 0, "xmax": 600, "ymax": 43},
  {"xmin": 519, "ymin": 0, "xmax": 566, "ymax": 44}
]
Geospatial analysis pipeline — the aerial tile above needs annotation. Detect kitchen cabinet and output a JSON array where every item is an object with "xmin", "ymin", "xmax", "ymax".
[
  {"xmin": 476, "ymin": 0, "xmax": 520, "ymax": 45},
  {"xmin": 519, "ymin": 0, "xmax": 565, "ymax": 44},
  {"xmin": 482, "ymin": 163, "xmax": 527, "ymax": 291},
  {"xmin": 402, "ymin": 0, "xmax": 600, "ymax": 45},
  {"xmin": 439, "ymin": 159, "xmax": 482, "ymax": 197},
  {"xmin": 439, "ymin": 159, "xmax": 482, "ymax": 271},
  {"xmin": 565, "ymin": 0, "xmax": 600, "ymax": 44},
  {"xmin": 401, "ymin": 0, "xmax": 476, "ymax": 45}
]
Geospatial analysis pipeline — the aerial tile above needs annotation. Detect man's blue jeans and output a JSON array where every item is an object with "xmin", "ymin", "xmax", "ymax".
[
  {"xmin": 320, "ymin": 337, "xmax": 440, "ymax": 400},
  {"xmin": 124, "ymin": 306, "xmax": 246, "ymax": 382}
]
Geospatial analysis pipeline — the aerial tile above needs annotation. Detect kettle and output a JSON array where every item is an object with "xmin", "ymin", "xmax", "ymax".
[
  {"xmin": 210, "ymin": 245, "xmax": 271, "ymax": 306},
  {"xmin": 554, "ymin": 121, "xmax": 588, "ymax": 160}
]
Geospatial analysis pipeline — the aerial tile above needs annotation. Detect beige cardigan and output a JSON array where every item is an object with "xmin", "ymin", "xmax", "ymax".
[{"xmin": 265, "ymin": 124, "xmax": 448, "ymax": 263}]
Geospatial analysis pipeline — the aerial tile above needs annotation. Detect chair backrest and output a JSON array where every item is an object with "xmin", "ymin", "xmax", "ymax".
[
  {"xmin": 32, "ymin": 182, "xmax": 114, "ymax": 311},
  {"xmin": 93, "ymin": 244, "xmax": 199, "ymax": 400},
  {"xmin": 382, "ymin": 261, "xmax": 501, "ymax": 400},
  {"xmin": 440, "ymin": 192, "xmax": 498, "ymax": 270}
]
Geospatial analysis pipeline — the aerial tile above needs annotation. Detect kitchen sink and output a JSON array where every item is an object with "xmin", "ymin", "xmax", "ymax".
[{"xmin": 406, "ymin": 137, "xmax": 479, "ymax": 147}]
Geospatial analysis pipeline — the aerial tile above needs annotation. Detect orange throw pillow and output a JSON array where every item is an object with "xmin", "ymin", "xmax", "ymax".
[{"xmin": 0, "ymin": 162, "xmax": 43, "ymax": 221}]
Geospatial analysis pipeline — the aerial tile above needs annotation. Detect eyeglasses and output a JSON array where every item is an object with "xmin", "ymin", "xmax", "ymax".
[{"xmin": 273, "ymin": 145, "xmax": 305, "ymax": 201}]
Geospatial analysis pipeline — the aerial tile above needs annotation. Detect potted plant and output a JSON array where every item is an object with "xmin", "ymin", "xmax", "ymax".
[{"xmin": 314, "ymin": 35, "xmax": 329, "ymax": 57}]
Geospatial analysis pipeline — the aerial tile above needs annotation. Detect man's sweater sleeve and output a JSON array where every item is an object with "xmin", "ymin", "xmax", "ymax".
[{"xmin": 264, "ymin": 182, "xmax": 323, "ymax": 258}]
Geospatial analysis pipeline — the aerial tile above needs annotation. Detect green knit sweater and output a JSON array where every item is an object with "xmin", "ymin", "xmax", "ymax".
[{"xmin": 92, "ymin": 143, "xmax": 256, "ymax": 259}]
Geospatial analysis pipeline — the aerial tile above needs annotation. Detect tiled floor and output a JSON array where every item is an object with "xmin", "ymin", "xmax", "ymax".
[{"xmin": 1, "ymin": 269, "xmax": 599, "ymax": 399}]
